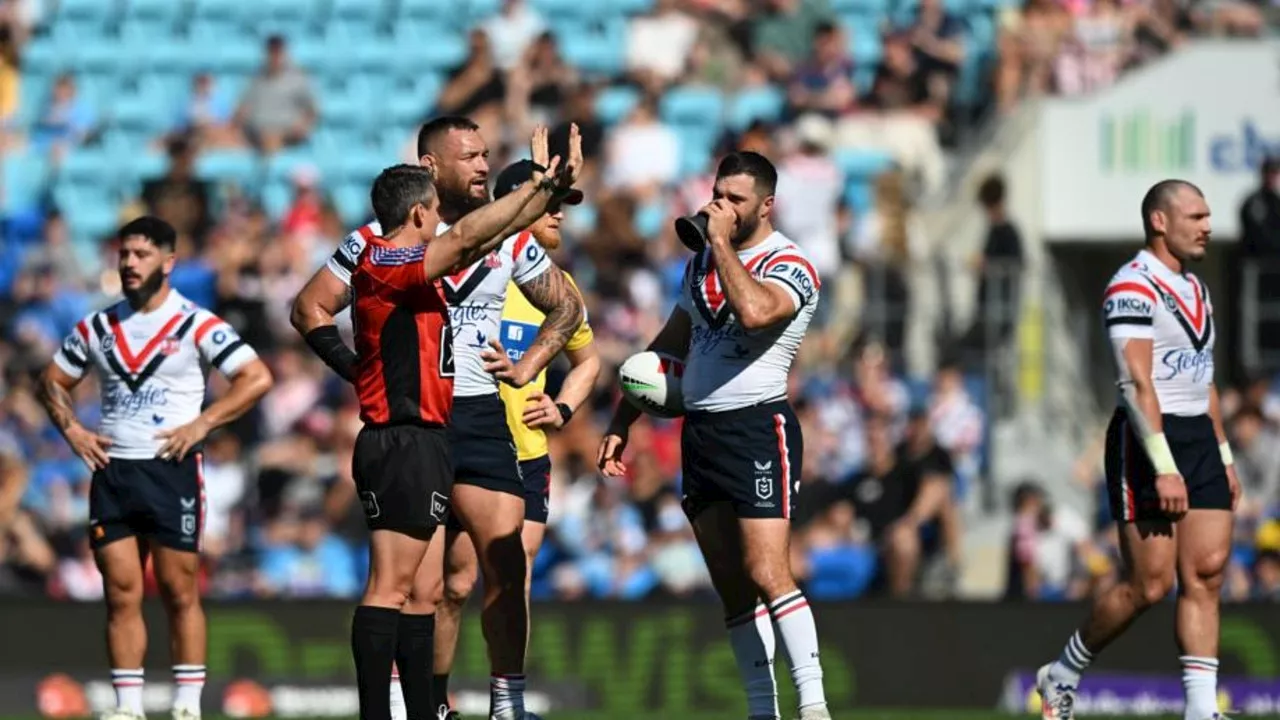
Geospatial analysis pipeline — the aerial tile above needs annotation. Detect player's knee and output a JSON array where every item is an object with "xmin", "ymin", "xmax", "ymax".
[
  {"xmin": 1132, "ymin": 573, "xmax": 1175, "ymax": 607},
  {"xmin": 104, "ymin": 578, "xmax": 144, "ymax": 614},
  {"xmin": 364, "ymin": 567, "xmax": 416, "ymax": 608},
  {"xmin": 1185, "ymin": 548, "xmax": 1231, "ymax": 592},
  {"xmin": 746, "ymin": 560, "xmax": 795, "ymax": 600},
  {"xmin": 157, "ymin": 576, "xmax": 201, "ymax": 612},
  {"xmin": 443, "ymin": 568, "xmax": 478, "ymax": 606}
]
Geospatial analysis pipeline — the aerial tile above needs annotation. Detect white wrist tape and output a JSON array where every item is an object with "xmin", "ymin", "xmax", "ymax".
[
  {"xmin": 1220, "ymin": 441, "xmax": 1235, "ymax": 467},
  {"xmin": 1142, "ymin": 433, "xmax": 1179, "ymax": 476}
]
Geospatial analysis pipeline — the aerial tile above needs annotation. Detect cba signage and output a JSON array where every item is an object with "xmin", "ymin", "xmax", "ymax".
[
  {"xmin": 3, "ymin": 601, "xmax": 1280, "ymax": 716},
  {"xmin": 1041, "ymin": 40, "xmax": 1280, "ymax": 240}
]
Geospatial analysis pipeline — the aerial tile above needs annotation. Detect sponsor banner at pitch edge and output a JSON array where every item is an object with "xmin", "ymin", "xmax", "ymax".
[
  {"xmin": 1040, "ymin": 40, "xmax": 1280, "ymax": 241},
  {"xmin": 4, "ymin": 600, "xmax": 1280, "ymax": 713},
  {"xmin": 1001, "ymin": 671, "xmax": 1280, "ymax": 716}
]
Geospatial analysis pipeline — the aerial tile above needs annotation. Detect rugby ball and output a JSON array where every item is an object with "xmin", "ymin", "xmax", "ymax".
[{"xmin": 618, "ymin": 351, "xmax": 685, "ymax": 418}]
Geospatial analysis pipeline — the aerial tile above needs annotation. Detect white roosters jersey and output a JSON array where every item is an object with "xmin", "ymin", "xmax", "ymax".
[
  {"xmin": 52, "ymin": 290, "xmax": 259, "ymax": 459},
  {"xmin": 326, "ymin": 221, "xmax": 552, "ymax": 397},
  {"xmin": 677, "ymin": 231, "xmax": 820, "ymax": 412},
  {"xmin": 1103, "ymin": 249, "xmax": 1215, "ymax": 417}
]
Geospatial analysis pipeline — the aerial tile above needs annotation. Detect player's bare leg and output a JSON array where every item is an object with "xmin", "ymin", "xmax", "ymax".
[
  {"xmin": 691, "ymin": 503, "xmax": 779, "ymax": 720},
  {"xmin": 450, "ymin": 485, "xmax": 529, "ymax": 720},
  {"xmin": 96, "ymin": 537, "xmax": 148, "ymax": 719},
  {"xmin": 1175, "ymin": 510, "xmax": 1232, "ymax": 720},
  {"xmin": 521, "ymin": 520, "xmax": 546, "ymax": 653},
  {"xmin": 357, "ymin": 529, "xmax": 433, "ymax": 720},
  {"xmin": 1039, "ymin": 520, "xmax": 1177, "ymax": 720},
  {"xmin": 152, "ymin": 545, "xmax": 206, "ymax": 719},
  {"xmin": 739, "ymin": 514, "xmax": 829, "ymax": 720}
]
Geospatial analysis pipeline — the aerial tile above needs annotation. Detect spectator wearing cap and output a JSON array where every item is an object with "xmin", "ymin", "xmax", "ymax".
[{"xmin": 233, "ymin": 35, "xmax": 317, "ymax": 155}]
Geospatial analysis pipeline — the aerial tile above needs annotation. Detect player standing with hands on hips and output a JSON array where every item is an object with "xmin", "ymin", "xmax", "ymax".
[
  {"xmin": 1036, "ymin": 180, "xmax": 1240, "ymax": 720},
  {"xmin": 598, "ymin": 152, "xmax": 831, "ymax": 720},
  {"xmin": 38, "ymin": 216, "xmax": 273, "ymax": 720}
]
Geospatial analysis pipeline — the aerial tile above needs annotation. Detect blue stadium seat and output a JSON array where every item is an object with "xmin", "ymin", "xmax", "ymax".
[
  {"xmin": 467, "ymin": 0, "xmax": 503, "ymax": 21},
  {"xmin": 265, "ymin": 149, "xmax": 321, "ymax": 185},
  {"xmin": 114, "ymin": 149, "xmax": 169, "ymax": 190},
  {"xmin": 385, "ymin": 75, "xmax": 441, "ymax": 125},
  {"xmin": 846, "ymin": 20, "xmax": 884, "ymax": 67},
  {"xmin": 398, "ymin": 0, "xmax": 455, "ymax": 22},
  {"xmin": 726, "ymin": 86, "xmax": 784, "ymax": 131},
  {"xmin": 334, "ymin": 149, "xmax": 386, "ymax": 185},
  {"xmin": 58, "ymin": 0, "xmax": 122, "ymax": 23},
  {"xmin": 834, "ymin": 0, "xmax": 892, "ymax": 12},
  {"xmin": 330, "ymin": 0, "xmax": 389, "ymax": 22},
  {"xmin": 333, "ymin": 181, "xmax": 373, "ymax": 227},
  {"xmin": 192, "ymin": 0, "xmax": 255, "ymax": 22},
  {"xmin": 201, "ymin": 39, "xmax": 262, "ymax": 74},
  {"xmin": 674, "ymin": 128, "xmax": 714, "ymax": 180},
  {"xmin": 126, "ymin": 0, "xmax": 190, "ymax": 23},
  {"xmin": 659, "ymin": 86, "xmax": 725, "ymax": 132},
  {"xmin": 72, "ymin": 37, "xmax": 126, "ymax": 77},
  {"xmin": 325, "ymin": 0, "xmax": 388, "ymax": 39},
  {"xmin": 844, "ymin": 180, "xmax": 873, "ymax": 215},
  {"xmin": 195, "ymin": 150, "xmax": 261, "ymax": 189},
  {"xmin": 262, "ymin": 0, "xmax": 311, "ymax": 24},
  {"xmin": 594, "ymin": 86, "xmax": 639, "ymax": 125},
  {"xmin": 59, "ymin": 149, "xmax": 118, "ymax": 188},
  {"xmin": 18, "ymin": 37, "xmax": 68, "ymax": 79},
  {"xmin": 390, "ymin": 23, "xmax": 468, "ymax": 71},
  {"xmin": 1, "ymin": 151, "xmax": 50, "ymax": 216},
  {"xmin": 110, "ymin": 91, "xmax": 172, "ymax": 135},
  {"xmin": 260, "ymin": 179, "xmax": 293, "ymax": 222},
  {"xmin": 349, "ymin": 43, "xmax": 396, "ymax": 76},
  {"xmin": 834, "ymin": 147, "xmax": 895, "ymax": 181}
]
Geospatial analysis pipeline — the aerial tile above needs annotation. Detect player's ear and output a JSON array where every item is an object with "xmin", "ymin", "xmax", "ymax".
[
  {"xmin": 419, "ymin": 154, "xmax": 437, "ymax": 178},
  {"xmin": 1150, "ymin": 209, "xmax": 1167, "ymax": 235},
  {"xmin": 760, "ymin": 194, "xmax": 775, "ymax": 219}
]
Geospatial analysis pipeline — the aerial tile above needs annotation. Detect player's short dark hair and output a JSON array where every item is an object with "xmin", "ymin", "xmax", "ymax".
[
  {"xmin": 1140, "ymin": 179, "xmax": 1203, "ymax": 239},
  {"xmin": 977, "ymin": 173, "xmax": 1005, "ymax": 208},
  {"xmin": 716, "ymin": 151, "xmax": 778, "ymax": 197},
  {"xmin": 118, "ymin": 216, "xmax": 176, "ymax": 251},
  {"xmin": 371, "ymin": 164, "xmax": 437, "ymax": 231},
  {"xmin": 416, "ymin": 115, "xmax": 480, "ymax": 159}
]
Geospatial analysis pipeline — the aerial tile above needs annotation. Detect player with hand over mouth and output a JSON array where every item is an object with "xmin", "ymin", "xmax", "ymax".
[{"xmin": 598, "ymin": 152, "xmax": 831, "ymax": 720}]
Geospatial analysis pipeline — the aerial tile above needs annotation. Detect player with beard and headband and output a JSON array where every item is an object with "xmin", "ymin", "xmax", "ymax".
[
  {"xmin": 597, "ymin": 152, "xmax": 831, "ymax": 720},
  {"xmin": 38, "ymin": 216, "xmax": 273, "ymax": 720},
  {"xmin": 291, "ymin": 118, "xmax": 585, "ymax": 720},
  {"xmin": 1035, "ymin": 181, "xmax": 1240, "ymax": 720},
  {"xmin": 387, "ymin": 158, "xmax": 600, "ymax": 720}
]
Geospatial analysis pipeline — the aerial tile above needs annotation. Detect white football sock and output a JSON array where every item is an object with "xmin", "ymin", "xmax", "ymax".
[
  {"xmin": 111, "ymin": 669, "xmax": 145, "ymax": 715},
  {"xmin": 172, "ymin": 665, "xmax": 205, "ymax": 714},
  {"xmin": 726, "ymin": 603, "xmax": 779, "ymax": 719},
  {"xmin": 1048, "ymin": 631, "xmax": 1094, "ymax": 687},
  {"xmin": 769, "ymin": 590, "xmax": 826, "ymax": 711},
  {"xmin": 1181, "ymin": 655, "xmax": 1219, "ymax": 720}
]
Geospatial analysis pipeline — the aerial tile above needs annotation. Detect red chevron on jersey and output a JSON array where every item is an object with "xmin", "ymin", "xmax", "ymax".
[
  {"xmin": 108, "ymin": 311, "xmax": 187, "ymax": 372},
  {"xmin": 1150, "ymin": 274, "xmax": 1205, "ymax": 334}
]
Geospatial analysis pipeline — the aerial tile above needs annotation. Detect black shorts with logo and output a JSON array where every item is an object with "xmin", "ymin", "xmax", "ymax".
[
  {"xmin": 1104, "ymin": 408, "xmax": 1231, "ymax": 523},
  {"xmin": 445, "ymin": 394, "xmax": 525, "ymax": 531},
  {"xmin": 89, "ymin": 453, "xmax": 204, "ymax": 552},
  {"xmin": 352, "ymin": 423, "xmax": 453, "ymax": 535},
  {"xmin": 521, "ymin": 454, "xmax": 552, "ymax": 524},
  {"xmin": 681, "ymin": 401, "xmax": 804, "ymax": 521}
]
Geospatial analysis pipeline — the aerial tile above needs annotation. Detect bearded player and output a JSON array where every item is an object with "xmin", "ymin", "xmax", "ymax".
[
  {"xmin": 1036, "ymin": 180, "xmax": 1239, "ymax": 720},
  {"xmin": 598, "ymin": 152, "xmax": 830, "ymax": 720}
]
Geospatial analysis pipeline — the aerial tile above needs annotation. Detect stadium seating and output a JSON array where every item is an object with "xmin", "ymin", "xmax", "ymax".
[{"xmin": 3, "ymin": 0, "xmax": 1001, "ymax": 244}]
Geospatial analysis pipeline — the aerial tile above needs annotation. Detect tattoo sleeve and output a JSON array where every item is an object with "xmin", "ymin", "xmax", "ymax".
[
  {"xmin": 37, "ymin": 374, "xmax": 79, "ymax": 434},
  {"xmin": 517, "ymin": 269, "xmax": 584, "ymax": 375}
]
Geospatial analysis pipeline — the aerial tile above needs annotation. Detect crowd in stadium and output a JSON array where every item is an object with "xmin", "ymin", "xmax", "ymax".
[{"xmin": 0, "ymin": 0, "xmax": 1275, "ymax": 602}]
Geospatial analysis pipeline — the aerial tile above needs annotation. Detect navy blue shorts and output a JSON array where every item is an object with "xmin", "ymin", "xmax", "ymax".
[
  {"xmin": 681, "ymin": 402, "xmax": 804, "ymax": 521},
  {"xmin": 1105, "ymin": 409, "xmax": 1231, "ymax": 522},
  {"xmin": 89, "ymin": 454, "xmax": 204, "ymax": 552},
  {"xmin": 521, "ymin": 454, "xmax": 552, "ymax": 524},
  {"xmin": 446, "ymin": 394, "xmax": 524, "ymax": 531}
]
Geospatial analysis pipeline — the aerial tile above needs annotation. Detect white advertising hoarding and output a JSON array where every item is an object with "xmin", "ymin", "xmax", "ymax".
[{"xmin": 1041, "ymin": 41, "xmax": 1280, "ymax": 240}]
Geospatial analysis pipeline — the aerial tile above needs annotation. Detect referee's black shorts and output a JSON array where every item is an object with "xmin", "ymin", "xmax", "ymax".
[
  {"xmin": 1104, "ymin": 408, "xmax": 1231, "ymax": 523},
  {"xmin": 352, "ymin": 423, "xmax": 453, "ymax": 536}
]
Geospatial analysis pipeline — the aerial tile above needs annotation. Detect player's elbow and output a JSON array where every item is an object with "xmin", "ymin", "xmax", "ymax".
[
  {"xmin": 290, "ymin": 296, "xmax": 321, "ymax": 336},
  {"xmin": 738, "ymin": 306, "xmax": 780, "ymax": 331},
  {"xmin": 238, "ymin": 361, "xmax": 275, "ymax": 400}
]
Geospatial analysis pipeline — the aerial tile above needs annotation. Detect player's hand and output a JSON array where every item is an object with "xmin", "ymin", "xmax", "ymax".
[
  {"xmin": 155, "ymin": 417, "xmax": 212, "ymax": 463},
  {"xmin": 1227, "ymin": 463, "xmax": 1242, "ymax": 511},
  {"xmin": 702, "ymin": 199, "xmax": 737, "ymax": 245},
  {"xmin": 1155, "ymin": 473, "xmax": 1188, "ymax": 518},
  {"xmin": 597, "ymin": 433, "xmax": 628, "ymax": 477},
  {"xmin": 481, "ymin": 338, "xmax": 533, "ymax": 388},
  {"xmin": 66, "ymin": 424, "xmax": 112, "ymax": 471},
  {"xmin": 523, "ymin": 393, "xmax": 564, "ymax": 430},
  {"xmin": 528, "ymin": 125, "xmax": 562, "ymax": 187},
  {"xmin": 558, "ymin": 122, "xmax": 583, "ymax": 188}
]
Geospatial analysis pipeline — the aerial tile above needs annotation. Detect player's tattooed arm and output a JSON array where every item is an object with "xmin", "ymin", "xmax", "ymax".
[
  {"xmin": 293, "ymin": 268, "xmax": 358, "ymax": 381},
  {"xmin": 509, "ymin": 269, "xmax": 584, "ymax": 384},
  {"xmin": 37, "ymin": 364, "xmax": 112, "ymax": 470}
]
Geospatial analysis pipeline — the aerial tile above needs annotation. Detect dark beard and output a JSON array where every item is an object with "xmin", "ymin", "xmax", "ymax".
[
  {"xmin": 731, "ymin": 215, "xmax": 761, "ymax": 246},
  {"xmin": 122, "ymin": 268, "xmax": 166, "ymax": 308},
  {"xmin": 438, "ymin": 182, "xmax": 489, "ymax": 221}
]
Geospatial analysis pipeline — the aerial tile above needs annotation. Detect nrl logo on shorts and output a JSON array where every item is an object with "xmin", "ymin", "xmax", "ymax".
[
  {"xmin": 360, "ymin": 491, "xmax": 381, "ymax": 519},
  {"xmin": 754, "ymin": 460, "xmax": 773, "ymax": 500},
  {"xmin": 181, "ymin": 513, "xmax": 196, "ymax": 536}
]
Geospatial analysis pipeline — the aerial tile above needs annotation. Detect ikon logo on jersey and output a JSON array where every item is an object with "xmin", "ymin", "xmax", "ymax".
[{"xmin": 1105, "ymin": 298, "xmax": 1153, "ymax": 315}]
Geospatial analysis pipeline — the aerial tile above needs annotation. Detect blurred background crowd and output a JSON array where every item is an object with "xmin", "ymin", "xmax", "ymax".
[{"xmin": 0, "ymin": 0, "xmax": 1276, "ymax": 604}]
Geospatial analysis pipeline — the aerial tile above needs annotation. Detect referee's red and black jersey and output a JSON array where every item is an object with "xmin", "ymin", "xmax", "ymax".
[{"xmin": 351, "ymin": 229, "xmax": 454, "ymax": 427}]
